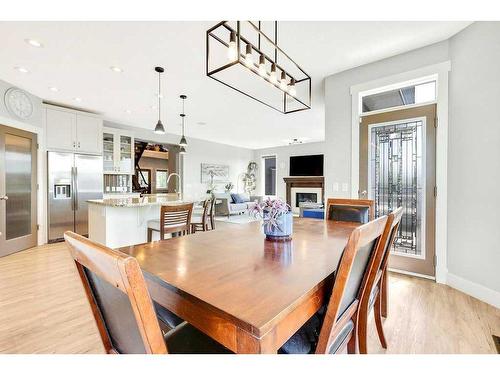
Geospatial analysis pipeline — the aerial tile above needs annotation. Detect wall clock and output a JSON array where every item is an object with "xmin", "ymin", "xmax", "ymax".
[{"xmin": 4, "ymin": 87, "xmax": 34, "ymax": 120}]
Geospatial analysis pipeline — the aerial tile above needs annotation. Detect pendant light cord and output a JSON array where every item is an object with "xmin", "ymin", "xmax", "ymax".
[{"xmin": 158, "ymin": 71, "xmax": 161, "ymax": 121}]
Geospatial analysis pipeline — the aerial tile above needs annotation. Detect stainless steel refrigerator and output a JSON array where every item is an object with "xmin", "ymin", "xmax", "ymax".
[{"xmin": 48, "ymin": 152, "xmax": 102, "ymax": 242}]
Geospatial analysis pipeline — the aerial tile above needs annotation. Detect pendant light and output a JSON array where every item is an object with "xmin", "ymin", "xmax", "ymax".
[
  {"xmin": 179, "ymin": 94, "xmax": 187, "ymax": 148},
  {"xmin": 227, "ymin": 31, "xmax": 237, "ymax": 61},
  {"xmin": 154, "ymin": 66, "xmax": 166, "ymax": 134}
]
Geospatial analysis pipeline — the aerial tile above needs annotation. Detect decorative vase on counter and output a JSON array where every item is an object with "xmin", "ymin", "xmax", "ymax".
[{"xmin": 252, "ymin": 197, "xmax": 293, "ymax": 241}]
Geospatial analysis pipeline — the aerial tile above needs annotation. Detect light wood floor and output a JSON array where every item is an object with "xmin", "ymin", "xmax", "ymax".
[{"xmin": 0, "ymin": 242, "xmax": 498, "ymax": 354}]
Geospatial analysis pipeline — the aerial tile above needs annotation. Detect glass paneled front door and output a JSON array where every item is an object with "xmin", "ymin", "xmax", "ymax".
[{"xmin": 359, "ymin": 104, "xmax": 436, "ymax": 277}]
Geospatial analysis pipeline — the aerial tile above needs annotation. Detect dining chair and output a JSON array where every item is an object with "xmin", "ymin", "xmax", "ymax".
[
  {"xmin": 64, "ymin": 231, "xmax": 230, "ymax": 354},
  {"xmin": 279, "ymin": 215, "xmax": 389, "ymax": 354},
  {"xmin": 147, "ymin": 203, "xmax": 194, "ymax": 241},
  {"xmin": 357, "ymin": 207, "xmax": 403, "ymax": 354},
  {"xmin": 326, "ymin": 198, "xmax": 375, "ymax": 224},
  {"xmin": 191, "ymin": 199, "xmax": 212, "ymax": 233},
  {"xmin": 208, "ymin": 197, "xmax": 216, "ymax": 230}
]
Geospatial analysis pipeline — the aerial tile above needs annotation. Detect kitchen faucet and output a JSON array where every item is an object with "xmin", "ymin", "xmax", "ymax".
[{"xmin": 166, "ymin": 173, "xmax": 182, "ymax": 200}]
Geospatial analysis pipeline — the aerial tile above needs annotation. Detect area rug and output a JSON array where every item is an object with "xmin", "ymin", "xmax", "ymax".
[{"xmin": 215, "ymin": 215, "xmax": 260, "ymax": 224}]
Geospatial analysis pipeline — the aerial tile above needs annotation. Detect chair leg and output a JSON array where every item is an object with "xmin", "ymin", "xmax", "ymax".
[
  {"xmin": 381, "ymin": 269, "xmax": 388, "ymax": 318},
  {"xmin": 374, "ymin": 291, "xmax": 387, "ymax": 349},
  {"xmin": 357, "ymin": 308, "xmax": 368, "ymax": 354},
  {"xmin": 347, "ymin": 331, "xmax": 357, "ymax": 354},
  {"xmin": 147, "ymin": 228, "xmax": 152, "ymax": 242}
]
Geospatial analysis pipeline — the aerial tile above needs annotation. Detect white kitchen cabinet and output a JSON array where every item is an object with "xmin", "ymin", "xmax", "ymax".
[
  {"xmin": 76, "ymin": 114, "xmax": 102, "ymax": 154},
  {"xmin": 46, "ymin": 107, "xmax": 76, "ymax": 151},
  {"xmin": 45, "ymin": 105, "xmax": 103, "ymax": 154},
  {"xmin": 102, "ymin": 127, "xmax": 134, "ymax": 174}
]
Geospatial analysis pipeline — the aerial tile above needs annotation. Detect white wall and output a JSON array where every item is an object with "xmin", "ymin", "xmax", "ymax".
[
  {"xmin": 253, "ymin": 141, "xmax": 325, "ymax": 199},
  {"xmin": 447, "ymin": 22, "xmax": 500, "ymax": 298},
  {"xmin": 104, "ymin": 121, "xmax": 254, "ymax": 201},
  {"xmin": 324, "ymin": 40, "xmax": 450, "ymax": 198}
]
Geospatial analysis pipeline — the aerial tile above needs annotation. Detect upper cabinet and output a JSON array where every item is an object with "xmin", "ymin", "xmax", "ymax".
[
  {"xmin": 45, "ymin": 105, "xmax": 103, "ymax": 154},
  {"xmin": 102, "ymin": 127, "xmax": 134, "ymax": 174}
]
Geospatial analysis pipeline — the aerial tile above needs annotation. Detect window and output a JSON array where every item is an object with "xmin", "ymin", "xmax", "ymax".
[
  {"xmin": 155, "ymin": 169, "xmax": 169, "ymax": 190},
  {"xmin": 362, "ymin": 81, "xmax": 436, "ymax": 113},
  {"xmin": 262, "ymin": 156, "xmax": 276, "ymax": 196}
]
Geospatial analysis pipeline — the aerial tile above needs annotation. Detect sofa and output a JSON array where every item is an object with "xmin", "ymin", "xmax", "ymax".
[{"xmin": 213, "ymin": 192, "xmax": 263, "ymax": 218}]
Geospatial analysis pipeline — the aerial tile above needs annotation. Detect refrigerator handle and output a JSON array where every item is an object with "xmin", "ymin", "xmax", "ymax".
[
  {"xmin": 70, "ymin": 166, "xmax": 75, "ymax": 211},
  {"xmin": 74, "ymin": 166, "xmax": 79, "ymax": 211}
]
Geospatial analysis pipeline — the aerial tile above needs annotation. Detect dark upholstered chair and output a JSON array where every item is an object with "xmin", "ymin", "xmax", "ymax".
[
  {"xmin": 326, "ymin": 198, "xmax": 375, "ymax": 224},
  {"xmin": 279, "ymin": 215, "xmax": 389, "ymax": 354},
  {"xmin": 64, "ymin": 231, "xmax": 231, "ymax": 354},
  {"xmin": 357, "ymin": 207, "xmax": 403, "ymax": 354}
]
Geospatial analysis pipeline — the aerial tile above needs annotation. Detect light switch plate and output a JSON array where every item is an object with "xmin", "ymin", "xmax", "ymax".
[{"xmin": 333, "ymin": 183, "xmax": 339, "ymax": 192}]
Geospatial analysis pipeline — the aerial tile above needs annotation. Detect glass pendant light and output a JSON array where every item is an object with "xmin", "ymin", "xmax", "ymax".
[
  {"xmin": 279, "ymin": 71, "xmax": 288, "ymax": 91},
  {"xmin": 288, "ymin": 78, "xmax": 297, "ymax": 97},
  {"xmin": 153, "ymin": 66, "xmax": 166, "ymax": 134},
  {"xmin": 269, "ymin": 63, "xmax": 277, "ymax": 83},
  {"xmin": 179, "ymin": 146, "xmax": 187, "ymax": 155},
  {"xmin": 179, "ymin": 95, "xmax": 188, "ymax": 148},
  {"xmin": 244, "ymin": 44, "xmax": 253, "ymax": 68},
  {"xmin": 258, "ymin": 54, "xmax": 266, "ymax": 77},
  {"xmin": 227, "ymin": 31, "xmax": 238, "ymax": 61}
]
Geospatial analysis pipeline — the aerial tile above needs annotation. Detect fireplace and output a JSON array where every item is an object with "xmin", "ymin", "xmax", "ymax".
[
  {"xmin": 296, "ymin": 192, "xmax": 318, "ymax": 207},
  {"xmin": 290, "ymin": 187, "xmax": 323, "ymax": 214},
  {"xmin": 283, "ymin": 176, "xmax": 324, "ymax": 214}
]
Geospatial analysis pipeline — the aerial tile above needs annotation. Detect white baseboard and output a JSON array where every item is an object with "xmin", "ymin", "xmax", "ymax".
[
  {"xmin": 446, "ymin": 272, "xmax": 500, "ymax": 309},
  {"xmin": 388, "ymin": 267, "xmax": 436, "ymax": 280}
]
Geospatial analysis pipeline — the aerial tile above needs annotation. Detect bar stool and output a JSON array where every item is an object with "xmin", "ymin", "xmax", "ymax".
[{"xmin": 147, "ymin": 203, "xmax": 194, "ymax": 241}]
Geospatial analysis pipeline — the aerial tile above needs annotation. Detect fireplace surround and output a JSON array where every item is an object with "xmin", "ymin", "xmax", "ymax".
[{"xmin": 283, "ymin": 176, "xmax": 325, "ymax": 210}]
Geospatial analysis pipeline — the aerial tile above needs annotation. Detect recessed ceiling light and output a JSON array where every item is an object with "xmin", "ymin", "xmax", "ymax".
[
  {"xmin": 110, "ymin": 66, "xmax": 123, "ymax": 73},
  {"xmin": 196, "ymin": 121, "xmax": 207, "ymax": 126},
  {"xmin": 49, "ymin": 86, "xmax": 59, "ymax": 92},
  {"xmin": 14, "ymin": 66, "xmax": 29, "ymax": 73},
  {"xmin": 150, "ymin": 105, "xmax": 157, "ymax": 110},
  {"xmin": 157, "ymin": 94, "xmax": 163, "ymax": 99},
  {"xmin": 125, "ymin": 109, "xmax": 132, "ymax": 114},
  {"xmin": 25, "ymin": 38, "xmax": 43, "ymax": 48},
  {"xmin": 73, "ymin": 97, "xmax": 82, "ymax": 102}
]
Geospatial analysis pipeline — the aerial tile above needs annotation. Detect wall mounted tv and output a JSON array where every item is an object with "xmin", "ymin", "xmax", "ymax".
[{"xmin": 289, "ymin": 154, "xmax": 324, "ymax": 176}]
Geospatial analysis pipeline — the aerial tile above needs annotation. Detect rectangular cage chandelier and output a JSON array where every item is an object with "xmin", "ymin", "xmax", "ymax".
[{"xmin": 206, "ymin": 21, "xmax": 311, "ymax": 114}]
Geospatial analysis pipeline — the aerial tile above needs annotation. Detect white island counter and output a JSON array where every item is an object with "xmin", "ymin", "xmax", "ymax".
[{"xmin": 88, "ymin": 194, "xmax": 193, "ymax": 248}]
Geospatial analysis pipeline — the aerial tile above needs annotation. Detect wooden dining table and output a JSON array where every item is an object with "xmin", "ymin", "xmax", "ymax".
[{"xmin": 117, "ymin": 217, "xmax": 359, "ymax": 353}]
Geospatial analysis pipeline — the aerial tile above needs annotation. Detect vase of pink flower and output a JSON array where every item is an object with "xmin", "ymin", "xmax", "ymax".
[{"xmin": 252, "ymin": 197, "xmax": 293, "ymax": 241}]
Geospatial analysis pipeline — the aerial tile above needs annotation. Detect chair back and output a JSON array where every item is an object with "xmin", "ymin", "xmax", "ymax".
[
  {"xmin": 208, "ymin": 197, "xmax": 216, "ymax": 228},
  {"xmin": 315, "ymin": 215, "xmax": 388, "ymax": 353},
  {"xmin": 378, "ymin": 207, "xmax": 404, "ymax": 278},
  {"xmin": 326, "ymin": 198, "xmax": 375, "ymax": 224},
  {"xmin": 64, "ymin": 231, "xmax": 167, "ymax": 354},
  {"xmin": 160, "ymin": 203, "xmax": 194, "ymax": 236},
  {"xmin": 201, "ymin": 198, "xmax": 211, "ymax": 225}
]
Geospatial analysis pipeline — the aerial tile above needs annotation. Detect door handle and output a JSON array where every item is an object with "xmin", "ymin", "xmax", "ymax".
[
  {"xmin": 0, "ymin": 195, "xmax": 8, "ymax": 201},
  {"xmin": 78, "ymin": 142, "xmax": 80, "ymax": 148},
  {"xmin": 74, "ymin": 167, "xmax": 79, "ymax": 210}
]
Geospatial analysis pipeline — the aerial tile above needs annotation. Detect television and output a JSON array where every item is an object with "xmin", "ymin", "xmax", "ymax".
[{"xmin": 289, "ymin": 154, "xmax": 324, "ymax": 176}]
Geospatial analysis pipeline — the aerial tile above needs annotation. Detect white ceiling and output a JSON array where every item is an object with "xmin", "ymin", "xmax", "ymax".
[{"xmin": 0, "ymin": 21, "xmax": 471, "ymax": 149}]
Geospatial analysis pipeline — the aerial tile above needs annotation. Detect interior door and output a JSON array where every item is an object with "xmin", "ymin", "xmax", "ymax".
[
  {"xmin": 359, "ymin": 104, "xmax": 436, "ymax": 277},
  {"xmin": 0, "ymin": 125, "xmax": 37, "ymax": 257}
]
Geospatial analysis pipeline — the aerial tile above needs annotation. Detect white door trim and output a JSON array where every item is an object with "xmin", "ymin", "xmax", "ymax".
[
  {"xmin": 0, "ymin": 114, "xmax": 47, "ymax": 246},
  {"xmin": 350, "ymin": 60, "xmax": 451, "ymax": 284}
]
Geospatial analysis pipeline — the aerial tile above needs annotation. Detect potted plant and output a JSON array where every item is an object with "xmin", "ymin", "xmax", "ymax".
[
  {"xmin": 224, "ymin": 182, "xmax": 234, "ymax": 193},
  {"xmin": 252, "ymin": 197, "xmax": 293, "ymax": 241}
]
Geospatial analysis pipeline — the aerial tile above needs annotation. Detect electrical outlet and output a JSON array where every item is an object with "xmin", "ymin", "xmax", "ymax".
[{"xmin": 342, "ymin": 183, "xmax": 348, "ymax": 192}]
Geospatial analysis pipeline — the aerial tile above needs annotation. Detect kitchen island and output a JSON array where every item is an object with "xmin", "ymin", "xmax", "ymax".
[{"xmin": 87, "ymin": 194, "xmax": 192, "ymax": 248}]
